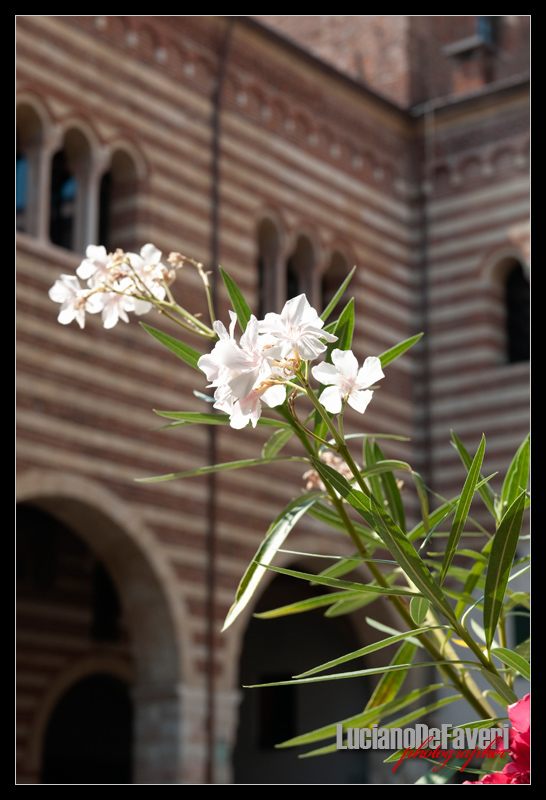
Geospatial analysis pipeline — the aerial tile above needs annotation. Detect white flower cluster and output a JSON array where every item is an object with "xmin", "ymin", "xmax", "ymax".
[
  {"xmin": 49, "ymin": 244, "xmax": 385, "ymax": 429},
  {"xmin": 198, "ymin": 294, "xmax": 384, "ymax": 429},
  {"xmin": 49, "ymin": 244, "xmax": 172, "ymax": 330}
]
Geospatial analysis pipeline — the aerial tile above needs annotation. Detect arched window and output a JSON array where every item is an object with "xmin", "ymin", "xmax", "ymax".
[
  {"xmin": 50, "ymin": 128, "xmax": 92, "ymax": 252},
  {"xmin": 321, "ymin": 250, "xmax": 350, "ymax": 314},
  {"xmin": 505, "ymin": 261, "xmax": 530, "ymax": 363},
  {"xmin": 16, "ymin": 103, "xmax": 45, "ymax": 236},
  {"xmin": 257, "ymin": 217, "xmax": 281, "ymax": 317},
  {"xmin": 286, "ymin": 235, "xmax": 315, "ymax": 304},
  {"xmin": 99, "ymin": 149, "xmax": 140, "ymax": 252}
]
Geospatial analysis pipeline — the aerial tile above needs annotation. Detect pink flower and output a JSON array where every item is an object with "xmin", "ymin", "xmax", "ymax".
[{"xmin": 463, "ymin": 694, "xmax": 530, "ymax": 784}]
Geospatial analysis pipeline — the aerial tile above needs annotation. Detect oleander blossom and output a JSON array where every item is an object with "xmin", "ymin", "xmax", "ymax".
[
  {"xmin": 198, "ymin": 314, "xmax": 286, "ymax": 429},
  {"xmin": 463, "ymin": 694, "xmax": 530, "ymax": 784},
  {"xmin": 259, "ymin": 294, "xmax": 337, "ymax": 362},
  {"xmin": 48, "ymin": 274, "xmax": 103, "ymax": 329},
  {"xmin": 311, "ymin": 349, "xmax": 384, "ymax": 414},
  {"xmin": 50, "ymin": 243, "xmax": 172, "ymax": 329}
]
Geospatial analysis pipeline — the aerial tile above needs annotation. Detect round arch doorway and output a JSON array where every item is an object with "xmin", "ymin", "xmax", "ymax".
[
  {"xmin": 233, "ymin": 569, "xmax": 371, "ymax": 784},
  {"xmin": 41, "ymin": 673, "xmax": 133, "ymax": 784}
]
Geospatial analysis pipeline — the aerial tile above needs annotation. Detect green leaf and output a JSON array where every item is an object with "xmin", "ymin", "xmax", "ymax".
[
  {"xmin": 325, "ymin": 297, "xmax": 355, "ymax": 353},
  {"xmin": 261, "ymin": 427, "xmax": 294, "ymax": 458},
  {"xmin": 410, "ymin": 596, "xmax": 430, "ymax": 625},
  {"xmin": 320, "ymin": 266, "xmax": 356, "ymax": 322},
  {"xmin": 135, "ymin": 455, "xmax": 308, "ymax": 483},
  {"xmin": 451, "ymin": 431, "xmax": 496, "ymax": 518},
  {"xmin": 366, "ymin": 640, "xmax": 418, "ymax": 709},
  {"xmin": 253, "ymin": 590, "xmax": 363, "ymax": 619},
  {"xmin": 153, "ymin": 410, "xmax": 288, "ymax": 427},
  {"xmin": 258, "ymin": 563, "xmax": 422, "ymax": 598},
  {"xmin": 439, "ymin": 435, "xmax": 485, "ymax": 585},
  {"xmin": 483, "ymin": 491, "xmax": 527, "ymax": 649},
  {"xmin": 245, "ymin": 661, "xmax": 464, "ymax": 688},
  {"xmin": 378, "ymin": 332, "xmax": 423, "ymax": 369},
  {"xmin": 140, "ymin": 323, "xmax": 202, "ymax": 370},
  {"xmin": 374, "ymin": 442, "xmax": 406, "ymax": 532},
  {"xmin": 311, "ymin": 457, "xmax": 457, "ymax": 623},
  {"xmin": 491, "ymin": 647, "xmax": 530, "ymax": 680},
  {"xmin": 480, "ymin": 669, "xmax": 519, "ymax": 704},
  {"xmin": 219, "ymin": 267, "xmax": 252, "ymax": 332},
  {"xmin": 293, "ymin": 626, "xmax": 437, "ymax": 678},
  {"xmin": 221, "ymin": 493, "xmax": 322, "ymax": 631},
  {"xmin": 500, "ymin": 434, "xmax": 530, "ymax": 519}
]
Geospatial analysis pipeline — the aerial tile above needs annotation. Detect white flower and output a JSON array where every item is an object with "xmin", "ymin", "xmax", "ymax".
[
  {"xmin": 198, "ymin": 314, "xmax": 286, "ymax": 428},
  {"xmin": 127, "ymin": 243, "xmax": 168, "ymax": 309},
  {"xmin": 259, "ymin": 294, "xmax": 337, "ymax": 362},
  {"xmin": 76, "ymin": 245, "xmax": 113, "ymax": 286},
  {"xmin": 312, "ymin": 349, "xmax": 384, "ymax": 414},
  {"xmin": 97, "ymin": 279, "xmax": 137, "ymax": 329},
  {"xmin": 48, "ymin": 274, "xmax": 102, "ymax": 329}
]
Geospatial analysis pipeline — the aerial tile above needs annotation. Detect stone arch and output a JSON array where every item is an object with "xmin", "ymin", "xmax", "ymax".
[{"xmin": 16, "ymin": 469, "xmax": 189, "ymax": 784}]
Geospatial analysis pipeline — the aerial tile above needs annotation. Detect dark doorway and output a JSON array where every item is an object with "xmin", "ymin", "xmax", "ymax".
[
  {"xmin": 233, "ymin": 570, "xmax": 370, "ymax": 784},
  {"xmin": 41, "ymin": 673, "xmax": 133, "ymax": 784}
]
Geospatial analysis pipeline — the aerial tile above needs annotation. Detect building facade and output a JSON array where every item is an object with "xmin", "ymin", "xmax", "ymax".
[{"xmin": 16, "ymin": 16, "xmax": 529, "ymax": 784}]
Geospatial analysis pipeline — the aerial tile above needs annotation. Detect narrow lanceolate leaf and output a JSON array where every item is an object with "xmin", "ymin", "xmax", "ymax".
[
  {"xmin": 222, "ymin": 493, "xmax": 322, "ymax": 631},
  {"xmin": 500, "ymin": 434, "xmax": 530, "ymax": 519},
  {"xmin": 451, "ymin": 431, "xmax": 496, "ymax": 518},
  {"xmin": 491, "ymin": 647, "xmax": 530, "ymax": 680},
  {"xmin": 378, "ymin": 332, "xmax": 423, "ymax": 369},
  {"xmin": 440, "ymin": 435, "xmax": 485, "ymax": 586},
  {"xmin": 140, "ymin": 323, "xmax": 202, "ymax": 370},
  {"xmin": 325, "ymin": 297, "xmax": 355, "ymax": 353},
  {"xmin": 246, "ymin": 662, "xmax": 473, "ymax": 690},
  {"xmin": 153, "ymin": 410, "xmax": 289, "ymax": 427},
  {"xmin": 483, "ymin": 490, "xmax": 527, "ymax": 649},
  {"xmin": 320, "ymin": 265, "xmax": 356, "ymax": 322},
  {"xmin": 258, "ymin": 564, "xmax": 422, "ymax": 599},
  {"xmin": 311, "ymin": 457, "xmax": 457, "ymax": 623},
  {"xmin": 480, "ymin": 669, "xmax": 519, "ymax": 705},
  {"xmin": 219, "ymin": 267, "xmax": 252, "ymax": 332},
  {"xmin": 262, "ymin": 427, "xmax": 294, "ymax": 458},
  {"xmin": 294, "ymin": 627, "xmax": 435, "ymax": 678},
  {"xmin": 135, "ymin": 456, "xmax": 307, "ymax": 483},
  {"xmin": 366, "ymin": 641, "xmax": 418, "ymax": 710},
  {"xmin": 369, "ymin": 495, "xmax": 457, "ymax": 624},
  {"xmin": 253, "ymin": 591, "xmax": 363, "ymax": 619},
  {"xmin": 374, "ymin": 442, "xmax": 406, "ymax": 532}
]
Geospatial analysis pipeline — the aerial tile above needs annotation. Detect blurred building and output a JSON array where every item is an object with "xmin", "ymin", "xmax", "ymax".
[{"xmin": 16, "ymin": 16, "xmax": 529, "ymax": 784}]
